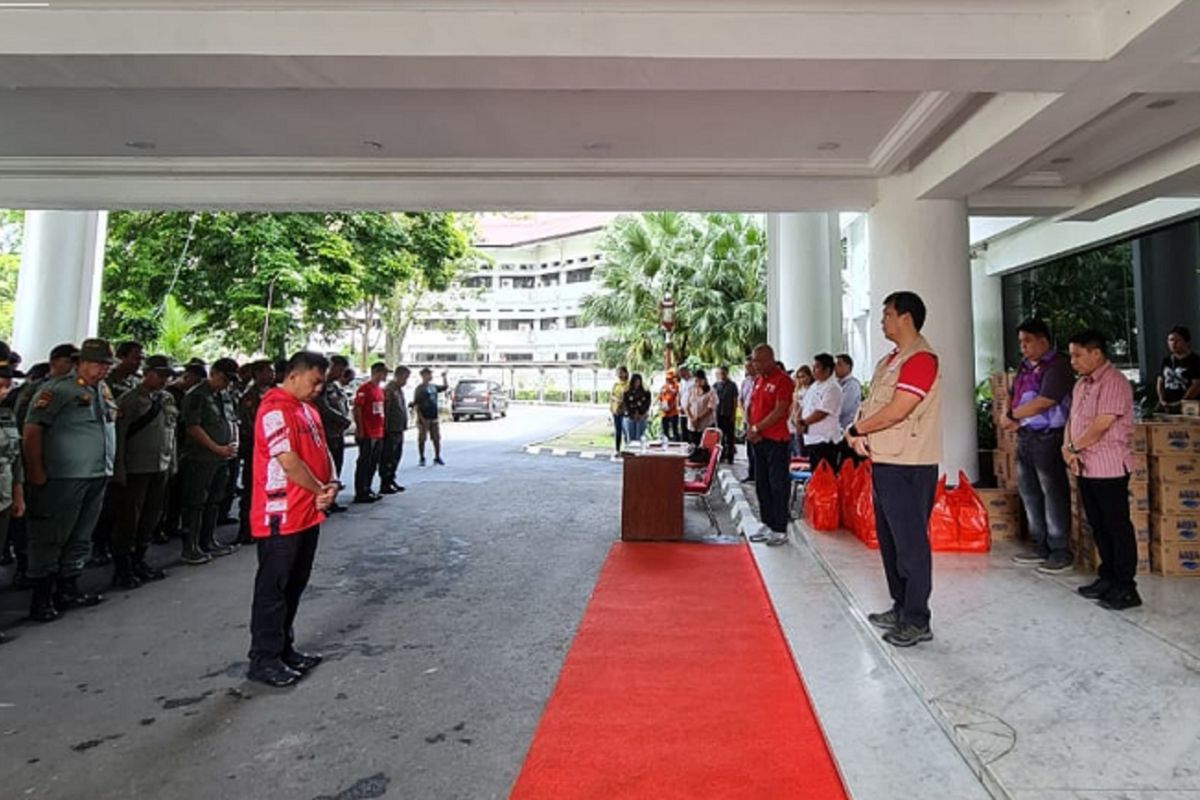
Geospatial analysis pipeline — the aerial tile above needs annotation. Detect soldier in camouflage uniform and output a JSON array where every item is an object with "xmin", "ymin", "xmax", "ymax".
[
  {"xmin": 0, "ymin": 344, "xmax": 25, "ymax": 641},
  {"xmin": 179, "ymin": 357, "xmax": 239, "ymax": 564},
  {"xmin": 105, "ymin": 340, "xmax": 144, "ymax": 400},
  {"xmin": 236, "ymin": 360, "xmax": 275, "ymax": 544},
  {"xmin": 22, "ymin": 338, "xmax": 116, "ymax": 621},
  {"xmin": 111, "ymin": 355, "xmax": 178, "ymax": 589}
]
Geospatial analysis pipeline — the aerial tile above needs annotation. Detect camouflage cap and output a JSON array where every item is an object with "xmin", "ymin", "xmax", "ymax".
[{"xmin": 78, "ymin": 338, "xmax": 115, "ymax": 364}]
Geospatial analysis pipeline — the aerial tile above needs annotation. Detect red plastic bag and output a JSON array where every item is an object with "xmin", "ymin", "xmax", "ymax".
[
  {"xmin": 838, "ymin": 460, "xmax": 858, "ymax": 532},
  {"xmin": 927, "ymin": 476, "xmax": 958, "ymax": 551},
  {"xmin": 947, "ymin": 470, "xmax": 992, "ymax": 553},
  {"xmin": 803, "ymin": 461, "xmax": 840, "ymax": 532},
  {"xmin": 852, "ymin": 461, "xmax": 878, "ymax": 549}
]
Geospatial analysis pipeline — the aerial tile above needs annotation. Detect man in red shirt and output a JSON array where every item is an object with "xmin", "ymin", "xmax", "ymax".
[
  {"xmin": 248, "ymin": 351, "xmax": 338, "ymax": 687},
  {"xmin": 745, "ymin": 344, "xmax": 795, "ymax": 547},
  {"xmin": 352, "ymin": 361, "xmax": 388, "ymax": 504}
]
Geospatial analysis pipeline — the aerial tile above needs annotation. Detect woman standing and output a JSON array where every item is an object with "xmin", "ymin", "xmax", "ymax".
[
  {"xmin": 789, "ymin": 365, "xmax": 814, "ymax": 459},
  {"xmin": 0, "ymin": 344, "xmax": 25, "ymax": 644},
  {"xmin": 684, "ymin": 373, "xmax": 718, "ymax": 444},
  {"xmin": 608, "ymin": 366, "xmax": 630, "ymax": 453},
  {"xmin": 622, "ymin": 374, "xmax": 652, "ymax": 445},
  {"xmin": 658, "ymin": 369, "xmax": 681, "ymax": 441}
]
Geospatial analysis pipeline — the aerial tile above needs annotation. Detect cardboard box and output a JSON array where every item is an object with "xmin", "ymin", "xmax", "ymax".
[
  {"xmin": 1182, "ymin": 400, "xmax": 1200, "ymax": 418},
  {"xmin": 1129, "ymin": 491, "xmax": 1151, "ymax": 514},
  {"xmin": 1131, "ymin": 512, "xmax": 1150, "ymax": 544},
  {"xmin": 1146, "ymin": 420, "xmax": 1200, "ymax": 455},
  {"xmin": 1130, "ymin": 453, "xmax": 1149, "ymax": 484},
  {"xmin": 988, "ymin": 514, "xmax": 1023, "ymax": 541},
  {"xmin": 1150, "ymin": 482, "xmax": 1200, "ymax": 515},
  {"xmin": 1137, "ymin": 541, "xmax": 1151, "ymax": 575},
  {"xmin": 1151, "ymin": 541, "xmax": 1200, "ymax": 577},
  {"xmin": 993, "ymin": 449, "xmax": 1009, "ymax": 481},
  {"xmin": 1132, "ymin": 423, "xmax": 1149, "ymax": 454},
  {"xmin": 1151, "ymin": 514, "xmax": 1200, "ymax": 543},
  {"xmin": 1149, "ymin": 454, "xmax": 1200, "ymax": 485},
  {"xmin": 976, "ymin": 488, "xmax": 1020, "ymax": 518}
]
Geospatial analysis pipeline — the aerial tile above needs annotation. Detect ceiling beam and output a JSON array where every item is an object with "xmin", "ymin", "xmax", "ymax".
[{"xmin": 1064, "ymin": 129, "xmax": 1200, "ymax": 221}]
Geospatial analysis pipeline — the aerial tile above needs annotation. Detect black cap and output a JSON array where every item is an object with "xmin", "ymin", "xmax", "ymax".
[
  {"xmin": 50, "ymin": 343, "xmax": 80, "ymax": 361},
  {"xmin": 211, "ymin": 357, "xmax": 239, "ymax": 379},
  {"xmin": 78, "ymin": 338, "xmax": 116, "ymax": 364},
  {"xmin": 187, "ymin": 357, "xmax": 207, "ymax": 367},
  {"xmin": 25, "ymin": 362, "xmax": 50, "ymax": 383},
  {"xmin": 144, "ymin": 355, "xmax": 177, "ymax": 376},
  {"xmin": 0, "ymin": 342, "xmax": 14, "ymax": 379}
]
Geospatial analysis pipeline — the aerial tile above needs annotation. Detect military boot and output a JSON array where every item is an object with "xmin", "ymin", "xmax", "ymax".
[
  {"xmin": 28, "ymin": 576, "xmax": 59, "ymax": 622},
  {"xmin": 181, "ymin": 529, "xmax": 211, "ymax": 566},
  {"xmin": 132, "ymin": 548, "xmax": 166, "ymax": 582},
  {"xmin": 54, "ymin": 575, "xmax": 104, "ymax": 609},
  {"xmin": 111, "ymin": 554, "xmax": 142, "ymax": 590},
  {"xmin": 12, "ymin": 546, "xmax": 30, "ymax": 590},
  {"xmin": 200, "ymin": 529, "xmax": 236, "ymax": 558}
]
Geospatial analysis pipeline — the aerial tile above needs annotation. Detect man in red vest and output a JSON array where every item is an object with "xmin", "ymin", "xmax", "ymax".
[{"xmin": 247, "ymin": 351, "xmax": 338, "ymax": 687}]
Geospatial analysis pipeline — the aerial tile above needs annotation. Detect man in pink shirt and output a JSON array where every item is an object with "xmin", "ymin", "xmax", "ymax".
[{"xmin": 1063, "ymin": 330, "xmax": 1140, "ymax": 611}]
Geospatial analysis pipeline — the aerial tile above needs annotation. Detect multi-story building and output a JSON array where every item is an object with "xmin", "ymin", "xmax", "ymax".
[{"xmin": 402, "ymin": 213, "xmax": 619, "ymax": 366}]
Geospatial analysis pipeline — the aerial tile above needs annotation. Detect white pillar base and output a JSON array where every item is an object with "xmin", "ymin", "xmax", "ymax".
[{"xmin": 13, "ymin": 210, "xmax": 108, "ymax": 361}]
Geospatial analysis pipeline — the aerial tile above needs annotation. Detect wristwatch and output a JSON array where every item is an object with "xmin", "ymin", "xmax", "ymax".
[
  {"xmin": 1006, "ymin": 409, "xmax": 1017, "ymax": 422},
  {"xmin": 848, "ymin": 424, "xmax": 861, "ymax": 438},
  {"xmin": 1067, "ymin": 443, "xmax": 1079, "ymax": 455}
]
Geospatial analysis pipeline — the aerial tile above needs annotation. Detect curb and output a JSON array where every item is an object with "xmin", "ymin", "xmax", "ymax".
[
  {"xmin": 717, "ymin": 469, "xmax": 765, "ymax": 540},
  {"xmin": 522, "ymin": 444, "xmax": 620, "ymax": 463}
]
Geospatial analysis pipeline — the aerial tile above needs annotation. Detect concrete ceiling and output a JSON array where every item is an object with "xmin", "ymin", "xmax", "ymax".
[{"xmin": 0, "ymin": 0, "xmax": 1199, "ymax": 217}]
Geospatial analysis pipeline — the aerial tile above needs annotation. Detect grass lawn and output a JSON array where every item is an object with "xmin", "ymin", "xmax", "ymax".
[{"xmin": 532, "ymin": 415, "xmax": 616, "ymax": 452}]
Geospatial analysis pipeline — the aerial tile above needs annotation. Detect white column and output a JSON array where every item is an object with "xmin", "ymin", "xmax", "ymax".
[
  {"xmin": 970, "ymin": 256, "xmax": 1005, "ymax": 384},
  {"xmin": 13, "ymin": 210, "xmax": 108, "ymax": 360},
  {"xmin": 867, "ymin": 176, "xmax": 977, "ymax": 481},
  {"xmin": 767, "ymin": 212, "xmax": 843, "ymax": 371}
]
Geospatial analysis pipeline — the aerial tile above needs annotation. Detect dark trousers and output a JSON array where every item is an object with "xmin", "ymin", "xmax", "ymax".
[
  {"xmin": 249, "ymin": 525, "xmax": 320, "ymax": 665},
  {"xmin": 220, "ymin": 457, "xmax": 240, "ymax": 521},
  {"xmin": 115, "ymin": 472, "xmax": 169, "ymax": 555},
  {"xmin": 1016, "ymin": 428, "xmax": 1072, "ymax": 558},
  {"xmin": 379, "ymin": 430, "xmax": 404, "ymax": 487},
  {"xmin": 1078, "ymin": 474, "xmax": 1137, "ymax": 590},
  {"xmin": 354, "ymin": 437, "xmax": 382, "ymax": 498},
  {"xmin": 328, "ymin": 433, "xmax": 346, "ymax": 479},
  {"xmin": 753, "ymin": 438, "xmax": 791, "ymax": 533},
  {"xmin": 872, "ymin": 463, "xmax": 938, "ymax": 628},
  {"xmin": 181, "ymin": 460, "xmax": 230, "ymax": 552},
  {"xmin": 746, "ymin": 440, "xmax": 756, "ymax": 480},
  {"xmin": 681, "ymin": 416, "xmax": 691, "ymax": 440},
  {"xmin": 717, "ymin": 415, "xmax": 735, "ymax": 463},
  {"xmin": 27, "ymin": 477, "xmax": 108, "ymax": 579},
  {"xmin": 238, "ymin": 456, "xmax": 254, "ymax": 541},
  {"xmin": 662, "ymin": 415, "xmax": 681, "ymax": 442},
  {"xmin": 806, "ymin": 442, "xmax": 841, "ymax": 473},
  {"xmin": 612, "ymin": 414, "xmax": 625, "ymax": 452}
]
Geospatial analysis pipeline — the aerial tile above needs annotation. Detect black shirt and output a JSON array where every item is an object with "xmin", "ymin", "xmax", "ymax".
[
  {"xmin": 623, "ymin": 387, "xmax": 651, "ymax": 417},
  {"xmin": 713, "ymin": 379, "xmax": 738, "ymax": 418},
  {"xmin": 1161, "ymin": 352, "xmax": 1200, "ymax": 404}
]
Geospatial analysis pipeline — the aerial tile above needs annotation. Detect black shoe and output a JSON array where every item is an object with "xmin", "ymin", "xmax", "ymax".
[
  {"xmin": 0, "ymin": 544, "xmax": 13, "ymax": 566},
  {"xmin": 247, "ymin": 660, "xmax": 303, "ymax": 688},
  {"xmin": 1036, "ymin": 554, "xmax": 1074, "ymax": 574},
  {"xmin": 1077, "ymin": 578, "xmax": 1112, "ymax": 599},
  {"xmin": 867, "ymin": 609, "xmax": 900, "ymax": 630},
  {"xmin": 1098, "ymin": 588, "xmax": 1142, "ymax": 611},
  {"xmin": 217, "ymin": 516, "xmax": 239, "ymax": 526},
  {"xmin": 353, "ymin": 494, "xmax": 379, "ymax": 504},
  {"xmin": 28, "ymin": 576, "xmax": 59, "ymax": 622},
  {"xmin": 882, "ymin": 623, "xmax": 933, "ymax": 647},
  {"xmin": 1011, "ymin": 550, "xmax": 1049, "ymax": 566},
  {"xmin": 111, "ymin": 558, "xmax": 142, "ymax": 590},
  {"xmin": 132, "ymin": 557, "xmax": 166, "ymax": 582},
  {"xmin": 85, "ymin": 546, "xmax": 112, "ymax": 568},
  {"xmin": 327, "ymin": 503, "xmax": 347, "ymax": 514},
  {"xmin": 392, "ymin": 484, "xmax": 406, "ymax": 493},
  {"xmin": 282, "ymin": 650, "xmax": 323, "ymax": 674},
  {"xmin": 379, "ymin": 485, "xmax": 399, "ymax": 495},
  {"xmin": 54, "ymin": 576, "xmax": 104, "ymax": 609}
]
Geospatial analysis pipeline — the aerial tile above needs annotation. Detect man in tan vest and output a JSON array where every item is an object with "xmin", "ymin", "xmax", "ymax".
[{"xmin": 845, "ymin": 291, "xmax": 941, "ymax": 647}]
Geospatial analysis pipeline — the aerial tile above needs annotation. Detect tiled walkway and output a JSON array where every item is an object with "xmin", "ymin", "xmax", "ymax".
[{"xmin": 723, "ymin": 469, "xmax": 1200, "ymax": 800}]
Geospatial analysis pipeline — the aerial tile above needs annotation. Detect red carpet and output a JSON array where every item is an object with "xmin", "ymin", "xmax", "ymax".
[{"xmin": 510, "ymin": 542, "xmax": 848, "ymax": 800}]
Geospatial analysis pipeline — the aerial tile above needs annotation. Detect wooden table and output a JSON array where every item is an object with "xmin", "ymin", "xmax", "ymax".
[{"xmin": 620, "ymin": 448, "xmax": 688, "ymax": 541}]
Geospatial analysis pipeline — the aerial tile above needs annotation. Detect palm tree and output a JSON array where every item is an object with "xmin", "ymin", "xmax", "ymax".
[
  {"xmin": 581, "ymin": 213, "xmax": 765, "ymax": 373},
  {"xmin": 153, "ymin": 294, "xmax": 206, "ymax": 362}
]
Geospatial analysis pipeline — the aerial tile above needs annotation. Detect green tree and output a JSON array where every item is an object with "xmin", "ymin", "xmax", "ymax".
[
  {"xmin": 581, "ymin": 212, "xmax": 766, "ymax": 373},
  {"xmin": 152, "ymin": 295, "xmax": 207, "ymax": 362},
  {"xmin": 0, "ymin": 210, "xmax": 23, "ymax": 342}
]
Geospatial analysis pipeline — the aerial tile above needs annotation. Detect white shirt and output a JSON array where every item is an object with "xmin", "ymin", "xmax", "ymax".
[
  {"xmin": 802, "ymin": 377, "xmax": 844, "ymax": 445},
  {"xmin": 679, "ymin": 378, "xmax": 695, "ymax": 417}
]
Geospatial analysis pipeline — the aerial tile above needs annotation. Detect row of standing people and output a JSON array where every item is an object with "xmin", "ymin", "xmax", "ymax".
[{"xmin": 607, "ymin": 366, "xmax": 743, "ymax": 463}]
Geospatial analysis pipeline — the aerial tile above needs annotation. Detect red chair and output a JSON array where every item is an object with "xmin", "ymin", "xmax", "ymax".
[
  {"xmin": 684, "ymin": 443, "xmax": 723, "ymax": 533},
  {"xmin": 699, "ymin": 427, "xmax": 721, "ymax": 451}
]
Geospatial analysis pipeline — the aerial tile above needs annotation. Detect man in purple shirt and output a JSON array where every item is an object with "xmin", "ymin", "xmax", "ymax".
[
  {"xmin": 1002, "ymin": 319, "xmax": 1075, "ymax": 573},
  {"xmin": 1063, "ymin": 329, "xmax": 1140, "ymax": 611}
]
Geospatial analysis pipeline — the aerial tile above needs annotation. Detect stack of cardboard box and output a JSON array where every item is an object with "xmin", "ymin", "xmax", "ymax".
[
  {"xmin": 989, "ymin": 372, "xmax": 1019, "ymax": 492},
  {"xmin": 975, "ymin": 488, "xmax": 1023, "ymax": 541},
  {"xmin": 1146, "ymin": 418, "xmax": 1200, "ymax": 577}
]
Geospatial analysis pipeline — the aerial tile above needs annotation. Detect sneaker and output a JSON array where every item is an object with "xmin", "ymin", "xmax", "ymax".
[
  {"xmin": 247, "ymin": 660, "xmax": 302, "ymax": 688},
  {"xmin": 1077, "ymin": 578, "xmax": 1112, "ymax": 599},
  {"xmin": 867, "ymin": 609, "xmax": 900, "ymax": 630},
  {"xmin": 1011, "ymin": 550, "xmax": 1049, "ymax": 566},
  {"xmin": 181, "ymin": 551, "xmax": 212, "ymax": 566},
  {"xmin": 765, "ymin": 533, "xmax": 788, "ymax": 547},
  {"xmin": 882, "ymin": 623, "xmax": 934, "ymax": 647},
  {"xmin": 434, "ymin": 457, "xmax": 446, "ymax": 466},
  {"xmin": 1098, "ymin": 588, "xmax": 1142, "ymax": 611},
  {"xmin": 748, "ymin": 531, "xmax": 769, "ymax": 543},
  {"xmin": 1036, "ymin": 554, "xmax": 1074, "ymax": 574}
]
